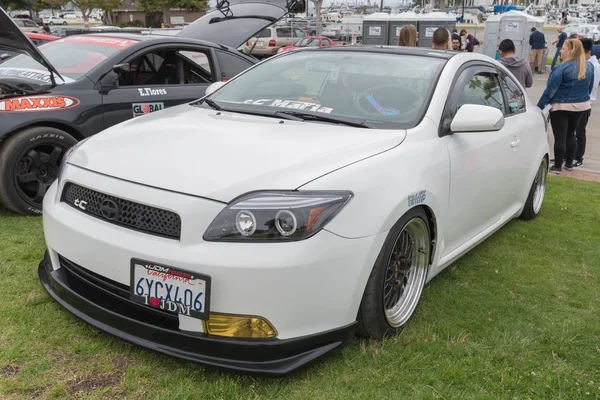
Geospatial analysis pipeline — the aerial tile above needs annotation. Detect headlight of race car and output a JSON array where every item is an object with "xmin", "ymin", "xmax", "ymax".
[{"xmin": 203, "ymin": 191, "xmax": 352, "ymax": 242}]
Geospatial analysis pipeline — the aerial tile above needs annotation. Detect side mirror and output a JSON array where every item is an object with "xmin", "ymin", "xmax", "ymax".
[
  {"xmin": 0, "ymin": 53, "xmax": 11, "ymax": 60},
  {"xmin": 205, "ymin": 81, "xmax": 227, "ymax": 96},
  {"xmin": 450, "ymin": 104, "xmax": 505, "ymax": 133},
  {"xmin": 112, "ymin": 63, "xmax": 130, "ymax": 74}
]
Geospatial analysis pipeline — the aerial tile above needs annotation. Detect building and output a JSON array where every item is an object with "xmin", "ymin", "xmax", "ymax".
[{"xmin": 110, "ymin": 0, "xmax": 206, "ymax": 27}]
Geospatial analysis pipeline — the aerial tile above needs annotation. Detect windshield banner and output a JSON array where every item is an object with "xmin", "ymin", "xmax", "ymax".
[{"xmin": 0, "ymin": 67, "xmax": 73, "ymax": 84}]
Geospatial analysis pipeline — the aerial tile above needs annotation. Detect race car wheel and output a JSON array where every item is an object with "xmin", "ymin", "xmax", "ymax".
[
  {"xmin": 519, "ymin": 157, "xmax": 548, "ymax": 220},
  {"xmin": 0, "ymin": 127, "xmax": 77, "ymax": 216},
  {"xmin": 357, "ymin": 207, "xmax": 430, "ymax": 340}
]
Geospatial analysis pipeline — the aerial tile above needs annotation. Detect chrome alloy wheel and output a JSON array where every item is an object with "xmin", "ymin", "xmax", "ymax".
[
  {"xmin": 533, "ymin": 158, "xmax": 548, "ymax": 214},
  {"xmin": 383, "ymin": 217, "xmax": 430, "ymax": 328}
]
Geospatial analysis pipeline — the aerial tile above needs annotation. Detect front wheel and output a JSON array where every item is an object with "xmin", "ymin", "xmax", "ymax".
[
  {"xmin": 357, "ymin": 207, "xmax": 431, "ymax": 339},
  {"xmin": 519, "ymin": 157, "xmax": 548, "ymax": 220},
  {"xmin": 49, "ymin": 21, "xmax": 54, "ymax": 25},
  {"xmin": 63, "ymin": 21, "xmax": 68, "ymax": 25},
  {"xmin": 0, "ymin": 126, "xmax": 78, "ymax": 215}
]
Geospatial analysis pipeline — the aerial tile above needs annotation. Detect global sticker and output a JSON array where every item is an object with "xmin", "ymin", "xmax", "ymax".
[{"xmin": 132, "ymin": 102, "xmax": 164, "ymax": 117}]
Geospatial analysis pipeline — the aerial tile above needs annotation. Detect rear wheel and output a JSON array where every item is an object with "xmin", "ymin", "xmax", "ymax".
[
  {"xmin": 357, "ymin": 207, "xmax": 430, "ymax": 339},
  {"xmin": 520, "ymin": 157, "xmax": 548, "ymax": 220},
  {"xmin": 49, "ymin": 21, "xmax": 54, "ymax": 25},
  {"xmin": 0, "ymin": 127, "xmax": 77, "ymax": 215}
]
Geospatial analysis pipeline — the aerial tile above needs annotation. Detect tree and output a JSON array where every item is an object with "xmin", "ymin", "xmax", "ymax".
[
  {"xmin": 138, "ymin": 0, "xmax": 207, "ymax": 27},
  {"xmin": 94, "ymin": 0, "xmax": 122, "ymax": 25},
  {"xmin": 310, "ymin": 0, "xmax": 323, "ymax": 35},
  {"xmin": 69, "ymin": 0, "xmax": 97, "ymax": 22}
]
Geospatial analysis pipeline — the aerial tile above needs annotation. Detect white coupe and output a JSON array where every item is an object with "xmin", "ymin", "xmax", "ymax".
[{"xmin": 39, "ymin": 44, "xmax": 550, "ymax": 375}]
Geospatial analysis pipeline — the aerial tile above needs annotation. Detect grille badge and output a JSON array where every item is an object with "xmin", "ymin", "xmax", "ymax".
[{"xmin": 99, "ymin": 199, "xmax": 121, "ymax": 221}]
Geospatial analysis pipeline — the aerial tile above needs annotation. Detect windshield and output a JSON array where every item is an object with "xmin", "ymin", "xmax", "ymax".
[
  {"xmin": 206, "ymin": 51, "xmax": 445, "ymax": 129},
  {"xmin": 295, "ymin": 38, "xmax": 320, "ymax": 47},
  {"xmin": 0, "ymin": 35, "xmax": 138, "ymax": 83}
]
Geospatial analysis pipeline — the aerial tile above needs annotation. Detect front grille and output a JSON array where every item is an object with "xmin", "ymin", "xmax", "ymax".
[
  {"xmin": 58, "ymin": 255, "xmax": 179, "ymax": 324},
  {"xmin": 61, "ymin": 183, "xmax": 181, "ymax": 240}
]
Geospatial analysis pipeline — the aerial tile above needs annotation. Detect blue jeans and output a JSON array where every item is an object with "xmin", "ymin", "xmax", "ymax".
[{"xmin": 551, "ymin": 49, "xmax": 561, "ymax": 70}]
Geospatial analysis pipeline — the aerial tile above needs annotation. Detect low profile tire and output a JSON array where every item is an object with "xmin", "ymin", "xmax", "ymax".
[
  {"xmin": 357, "ymin": 207, "xmax": 431, "ymax": 340},
  {"xmin": 520, "ymin": 157, "xmax": 548, "ymax": 221},
  {"xmin": 0, "ymin": 126, "xmax": 77, "ymax": 216}
]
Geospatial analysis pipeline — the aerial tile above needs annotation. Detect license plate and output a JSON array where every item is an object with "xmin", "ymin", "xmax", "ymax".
[
  {"xmin": 129, "ymin": 258, "xmax": 211, "ymax": 320},
  {"xmin": 257, "ymin": 40, "xmax": 264, "ymax": 46}
]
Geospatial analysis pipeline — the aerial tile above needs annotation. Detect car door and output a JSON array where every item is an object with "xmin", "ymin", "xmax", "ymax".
[
  {"xmin": 498, "ymin": 70, "xmax": 538, "ymax": 206},
  {"xmin": 100, "ymin": 45, "xmax": 216, "ymax": 128},
  {"xmin": 441, "ymin": 65, "xmax": 520, "ymax": 257}
]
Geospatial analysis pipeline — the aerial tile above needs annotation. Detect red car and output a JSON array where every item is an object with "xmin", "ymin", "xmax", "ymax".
[
  {"xmin": 277, "ymin": 36, "xmax": 342, "ymax": 54},
  {"xmin": 26, "ymin": 32, "xmax": 60, "ymax": 46}
]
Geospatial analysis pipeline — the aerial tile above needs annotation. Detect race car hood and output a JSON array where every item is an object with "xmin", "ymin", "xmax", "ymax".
[
  {"xmin": 69, "ymin": 104, "xmax": 406, "ymax": 202},
  {"xmin": 0, "ymin": 8, "xmax": 62, "ymax": 81},
  {"xmin": 178, "ymin": 0, "xmax": 306, "ymax": 48}
]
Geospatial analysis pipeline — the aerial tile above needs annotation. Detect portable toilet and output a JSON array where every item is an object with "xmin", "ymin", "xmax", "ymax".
[
  {"xmin": 362, "ymin": 13, "xmax": 390, "ymax": 45},
  {"xmin": 417, "ymin": 12, "xmax": 457, "ymax": 48},
  {"xmin": 483, "ymin": 10, "xmax": 544, "ymax": 61},
  {"xmin": 388, "ymin": 12, "xmax": 420, "ymax": 45}
]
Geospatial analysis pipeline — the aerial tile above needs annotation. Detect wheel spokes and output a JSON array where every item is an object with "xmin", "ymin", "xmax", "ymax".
[
  {"xmin": 17, "ymin": 171, "xmax": 38, "ymax": 184},
  {"xmin": 48, "ymin": 146, "xmax": 64, "ymax": 165}
]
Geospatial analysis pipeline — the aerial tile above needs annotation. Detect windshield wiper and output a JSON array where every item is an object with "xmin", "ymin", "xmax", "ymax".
[
  {"xmin": 274, "ymin": 111, "xmax": 373, "ymax": 128},
  {"xmin": 201, "ymin": 98, "xmax": 222, "ymax": 110}
]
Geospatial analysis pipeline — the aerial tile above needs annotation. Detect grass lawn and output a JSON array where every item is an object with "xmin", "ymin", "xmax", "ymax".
[{"xmin": 1, "ymin": 176, "xmax": 599, "ymax": 399}]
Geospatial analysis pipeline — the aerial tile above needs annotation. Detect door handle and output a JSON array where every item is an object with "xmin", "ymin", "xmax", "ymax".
[{"xmin": 511, "ymin": 139, "xmax": 521, "ymax": 148}]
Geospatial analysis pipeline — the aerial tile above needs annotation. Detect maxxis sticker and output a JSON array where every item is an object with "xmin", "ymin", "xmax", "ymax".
[{"xmin": 0, "ymin": 95, "xmax": 80, "ymax": 112}]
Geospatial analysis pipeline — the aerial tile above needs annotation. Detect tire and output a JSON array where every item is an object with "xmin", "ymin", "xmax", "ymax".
[
  {"xmin": 357, "ymin": 207, "xmax": 431, "ymax": 340},
  {"xmin": 0, "ymin": 126, "xmax": 78, "ymax": 216},
  {"xmin": 520, "ymin": 157, "xmax": 548, "ymax": 220},
  {"xmin": 49, "ymin": 21, "xmax": 54, "ymax": 25},
  {"xmin": 63, "ymin": 21, "xmax": 68, "ymax": 25}
]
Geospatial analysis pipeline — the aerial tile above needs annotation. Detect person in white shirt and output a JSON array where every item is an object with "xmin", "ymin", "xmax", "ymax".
[{"xmin": 575, "ymin": 38, "xmax": 600, "ymax": 168}]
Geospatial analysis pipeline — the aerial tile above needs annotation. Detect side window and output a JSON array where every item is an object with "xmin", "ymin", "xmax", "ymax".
[
  {"xmin": 118, "ymin": 49, "xmax": 213, "ymax": 87},
  {"xmin": 215, "ymin": 50, "xmax": 254, "ymax": 81},
  {"xmin": 276, "ymin": 28, "xmax": 291, "ymax": 38},
  {"xmin": 456, "ymin": 72, "xmax": 505, "ymax": 113},
  {"xmin": 294, "ymin": 29, "xmax": 305, "ymax": 38},
  {"xmin": 500, "ymin": 74, "xmax": 526, "ymax": 115}
]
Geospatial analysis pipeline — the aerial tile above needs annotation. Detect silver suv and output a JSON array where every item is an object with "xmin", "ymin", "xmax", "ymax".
[{"xmin": 243, "ymin": 26, "xmax": 305, "ymax": 57}]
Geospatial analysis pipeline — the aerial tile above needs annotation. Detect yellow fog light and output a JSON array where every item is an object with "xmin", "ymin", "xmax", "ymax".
[{"xmin": 204, "ymin": 313, "xmax": 278, "ymax": 339}]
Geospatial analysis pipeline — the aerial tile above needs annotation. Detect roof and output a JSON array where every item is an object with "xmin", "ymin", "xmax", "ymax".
[
  {"xmin": 309, "ymin": 45, "xmax": 459, "ymax": 59},
  {"xmin": 72, "ymin": 32, "xmax": 228, "ymax": 50}
]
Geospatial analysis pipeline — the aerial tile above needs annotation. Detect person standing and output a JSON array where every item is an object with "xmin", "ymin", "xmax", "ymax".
[
  {"xmin": 537, "ymin": 39, "xmax": 594, "ymax": 174},
  {"xmin": 432, "ymin": 28, "xmax": 450, "ymax": 50},
  {"xmin": 460, "ymin": 29, "xmax": 476, "ymax": 52},
  {"xmin": 551, "ymin": 27, "xmax": 567, "ymax": 70},
  {"xmin": 398, "ymin": 24, "xmax": 418, "ymax": 47},
  {"xmin": 497, "ymin": 39, "xmax": 533, "ymax": 88},
  {"xmin": 452, "ymin": 28, "xmax": 462, "ymax": 51},
  {"xmin": 574, "ymin": 38, "xmax": 600, "ymax": 168},
  {"xmin": 529, "ymin": 27, "xmax": 546, "ymax": 74}
]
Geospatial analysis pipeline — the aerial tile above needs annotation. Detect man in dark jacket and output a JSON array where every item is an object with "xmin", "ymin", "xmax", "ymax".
[
  {"xmin": 551, "ymin": 26, "xmax": 567, "ymax": 70},
  {"xmin": 529, "ymin": 27, "xmax": 546, "ymax": 73},
  {"xmin": 460, "ymin": 29, "xmax": 475, "ymax": 52},
  {"xmin": 498, "ymin": 39, "xmax": 533, "ymax": 88}
]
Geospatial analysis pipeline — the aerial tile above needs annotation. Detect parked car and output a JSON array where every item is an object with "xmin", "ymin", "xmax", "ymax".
[
  {"xmin": 0, "ymin": 2, "xmax": 290, "ymax": 215},
  {"xmin": 564, "ymin": 24, "xmax": 600, "ymax": 42},
  {"xmin": 277, "ymin": 35, "xmax": 342, "ymax": 53},
  {"xmin": 321, "ymin": 24, "xmax": 343, "ymax": 40},
  {"xmin": 38, "ymin": 46, "xmax": 549, "ymax": 376},
  {"xmin": 13, "ymin": 13, "xmax": 44, "ymax": 25},
  {"xmin": 243, "ymin": 26, "xmax": 305, "ymax": 57},
  {"xmin": 43, "ymin": 15, "xmax": 68, "ymax": 25},
  {"xmin": 12, "ymin": 18, "xmax": 40, "ymax": 33}
]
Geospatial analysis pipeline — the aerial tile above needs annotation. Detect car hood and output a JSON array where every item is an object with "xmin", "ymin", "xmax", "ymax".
[
  {"xmin": 0, "ymin": 8, "xmax": 62, "ymax": 80},
  {"xmin": 178, "ymin": 0, "xmax": 306, "ymax": 48},
  {"xmin": 69, "ymin": 105, "xmax": 406, "ymax": 202}
]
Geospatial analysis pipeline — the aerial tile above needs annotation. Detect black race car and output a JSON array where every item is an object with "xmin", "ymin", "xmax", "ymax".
[{"xmin": 0, "ymin": 0, "xmax": 304, "ymax": 215}]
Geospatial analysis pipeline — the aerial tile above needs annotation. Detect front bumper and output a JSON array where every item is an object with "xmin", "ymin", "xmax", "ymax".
[{"xmin": 39, "ymin": 251, "xmax": 356, "ymax": 376}]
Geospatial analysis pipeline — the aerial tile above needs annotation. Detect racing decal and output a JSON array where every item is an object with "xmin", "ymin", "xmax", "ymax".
[
  {"xmin": 138, "ymin": 88, "xmax": 168, "ymax": 97},
  {"xmin": 242, "ymin": 99, "xmax": 333, "ymax": 114},
  {"xmin": 132, "ymin": 102, "xmax": 164, "ymax": 117},
  {"xmin": 408, "ymin": 190, "xmax": 426, "ymax": 207},
  {"xmin": 57, "ymin": 36, "xmax": 138, "ymax": 48},
  {"xmin": 0, "ymin": 67, "xmax": 74, "ymax": 84},
  {"xmin": 0, "ymin": 95, "xmax": 80, "ymax": 112},
  {"xmin": 366, "ymin": 95, "xmax": 399, "ymax": 116}
]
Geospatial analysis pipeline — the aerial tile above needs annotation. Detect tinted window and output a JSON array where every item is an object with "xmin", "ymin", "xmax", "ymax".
[
  {"xmin": 14, "ymin": 20, "xmax": 25, "ymax": 27},
  {"xmin": 276, "ymin": 28, "xmax": 291, "ymax": 37},
  {"xmin": 215, "ymin": 50, "xmax": 254, "ymax": 81},
  {"xmin": 501, "ymin": 74, "xmax": 526, "ymax": 114},
  {"xmin": 205, "ymin": 51, "xmax": 445, "ymax": 129},
  {"xmin": 457, "ymin": 73, "xmax": 505, "ymax": 112},
  {"xmin": 257, "ymin": 29, "xmax": 272, "ymax": 38},
  {"xmin": 119, "ymin": 49, "xmax": 213, "ymax": 86}
]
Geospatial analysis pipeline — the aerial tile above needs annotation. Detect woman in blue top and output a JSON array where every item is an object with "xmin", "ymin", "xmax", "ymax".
[{"xmin": 538, "ymin": 39, "xmax": 594, "ymax": 174}]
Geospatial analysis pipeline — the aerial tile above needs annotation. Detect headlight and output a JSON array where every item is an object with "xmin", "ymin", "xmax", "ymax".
[
  {"xmin": 203, "ymin": 191, "xmax": 352, "ymax": 242},
  {"xmin": 56, "ymin": 137, "xmax": 91, "ymax": 190}
]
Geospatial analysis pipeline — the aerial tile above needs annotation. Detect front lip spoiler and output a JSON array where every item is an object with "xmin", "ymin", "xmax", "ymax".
[{"xmin": 38, "ymin": 251, "xmax": 356, "ymax": 376}]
